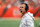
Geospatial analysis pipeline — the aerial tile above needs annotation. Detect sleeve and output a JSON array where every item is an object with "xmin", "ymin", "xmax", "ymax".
[
  {"xmin": 19, "ymin": 16, "xmax": 27, "ymax": 27},
  {"xmin": 19, "ymin": 16, "xmax": 34, "ymax": 27},
  {"xmin": 26, "ymin": 18, "xmax": 34, "ymax": 27}
]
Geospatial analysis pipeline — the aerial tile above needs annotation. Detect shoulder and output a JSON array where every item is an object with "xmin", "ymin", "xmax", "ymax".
[
  {"xmin": 24, "ymin": 12, "xmax": 34, "ymax": 19},
  {"xmin": 25, "ymin": 12, "xmax": 33, "ymax": 17},
  {"xmin": 22, "ymin": 12, "xmax": 34, "ymax": 20}
]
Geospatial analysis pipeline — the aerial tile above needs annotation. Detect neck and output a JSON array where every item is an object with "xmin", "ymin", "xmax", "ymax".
[{"xmin": 22, "ymin": 12, "xmax": 27, "ymax": 16}]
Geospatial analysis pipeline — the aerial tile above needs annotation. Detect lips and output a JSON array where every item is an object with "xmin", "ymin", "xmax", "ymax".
[
  {"xmin": 19, "ymin": 10, "xmax": 22, "ymax": 13},
  {"xmin": 21, "ymin": 11, "xmax": 22, "ymax": 13}
]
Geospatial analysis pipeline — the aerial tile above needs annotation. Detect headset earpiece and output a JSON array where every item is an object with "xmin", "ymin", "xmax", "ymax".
[{"xmin": 25, "ymin": 4, "xmax": 29, "ymax": 12}]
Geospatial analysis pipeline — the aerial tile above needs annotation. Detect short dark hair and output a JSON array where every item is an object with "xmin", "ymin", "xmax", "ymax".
[{"xmin": 21, "ymin": 3, "xmax": 29, "ymax": 12}]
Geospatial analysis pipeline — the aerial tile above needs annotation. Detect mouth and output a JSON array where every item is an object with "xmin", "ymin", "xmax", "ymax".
[
  {"xmin": 19, "ymin": 10, "xmax": 22, "ymax": 13},
  {"xmin": 21, "ymin": 11, "xmax": 22, "ymax": 13},
  {"xmin": 19, "ymin": 9, "xmax": 23, "ymax": 13}
]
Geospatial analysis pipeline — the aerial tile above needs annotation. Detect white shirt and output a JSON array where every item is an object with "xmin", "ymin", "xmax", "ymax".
[{"xmin": 19, "ymin": 12, "xmax": 34, "ymax": 27}]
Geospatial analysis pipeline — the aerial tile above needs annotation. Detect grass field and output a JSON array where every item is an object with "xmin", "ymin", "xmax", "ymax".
[{"xmin": 0, "ymin": 19, "xmax": 40, "ymax": 27}]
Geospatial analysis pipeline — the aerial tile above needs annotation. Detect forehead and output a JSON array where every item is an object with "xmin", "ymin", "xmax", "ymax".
[{"xmin": 20, "ymin": 4, "xmax": 26, "ymax": 7}]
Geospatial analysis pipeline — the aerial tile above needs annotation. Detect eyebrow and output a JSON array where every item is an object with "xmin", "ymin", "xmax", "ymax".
[{"xmin": 20, "ymin": 7, "xmax": 24, "ymax": 8}]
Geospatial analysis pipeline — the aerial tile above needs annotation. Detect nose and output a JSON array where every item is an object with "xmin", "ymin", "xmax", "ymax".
[
  {"xmin": 19, "ymin": 8, "xmax": 23, "ymax": 10},
  {"xmin": 19, "ymin": 9, "xmax": 21, "ymax": 11}
]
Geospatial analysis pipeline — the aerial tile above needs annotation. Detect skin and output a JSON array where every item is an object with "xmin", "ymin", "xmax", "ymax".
[{"xmin": 19, "ymin": 4, "xmax": 27, "ymax": 16}]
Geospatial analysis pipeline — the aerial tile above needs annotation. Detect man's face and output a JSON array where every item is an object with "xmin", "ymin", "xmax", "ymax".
[{"xmin": 19, "ymin": 4, "xmax": 26, "ymax": 14}]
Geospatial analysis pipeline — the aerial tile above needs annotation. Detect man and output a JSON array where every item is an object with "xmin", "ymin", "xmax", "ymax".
[{"xmin": 19, "ymin": 3, "xmax": 34, "ymax": 27}]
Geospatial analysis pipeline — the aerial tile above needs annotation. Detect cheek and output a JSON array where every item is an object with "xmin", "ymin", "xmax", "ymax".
[{"xmin": 22, "ymin": 9, "xmax": 25, "ymax": 11}]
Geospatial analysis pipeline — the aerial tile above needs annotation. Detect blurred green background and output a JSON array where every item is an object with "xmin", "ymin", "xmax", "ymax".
[{"xmin": 0, "ymin": 19, "xmax": 40, "ymax": 27}]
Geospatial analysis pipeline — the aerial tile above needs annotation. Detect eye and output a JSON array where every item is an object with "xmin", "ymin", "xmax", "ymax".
[{"xmin": 20, "ymin": 7, "xmax": 24, "ymax": 8}]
